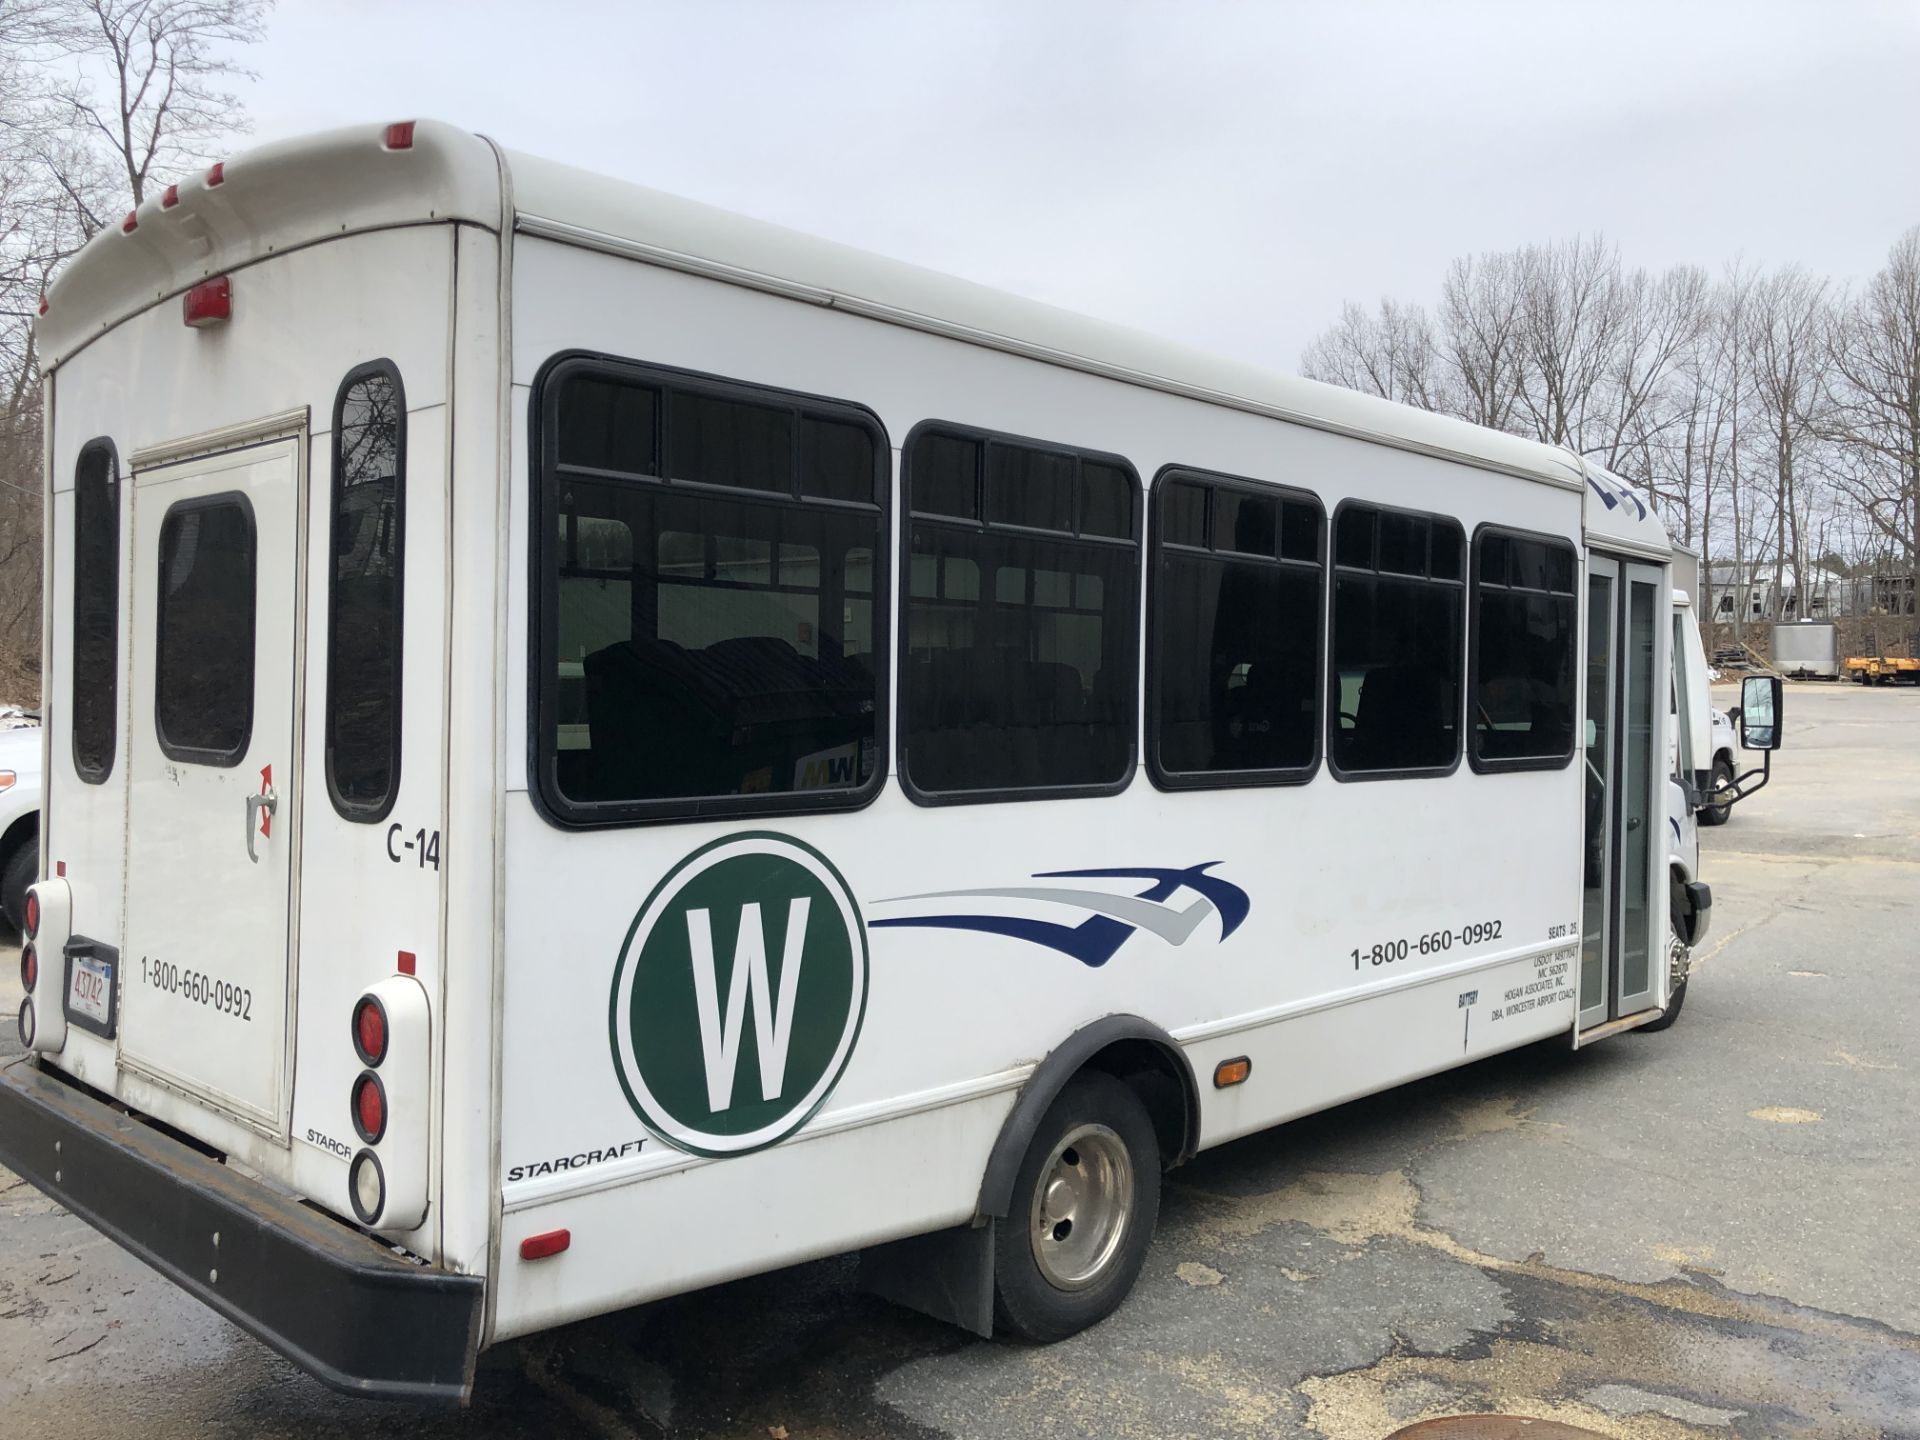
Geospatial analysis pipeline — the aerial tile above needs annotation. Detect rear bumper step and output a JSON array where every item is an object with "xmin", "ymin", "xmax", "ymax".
[{"xmin": 0, "ymin": 1058, "xmax": 483, "ymax": 1404}]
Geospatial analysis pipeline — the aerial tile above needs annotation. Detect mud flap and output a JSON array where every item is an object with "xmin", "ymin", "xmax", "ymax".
[{"xmin": 857, "ymin": 1220, "xmax": 995, "ymax": 1338}]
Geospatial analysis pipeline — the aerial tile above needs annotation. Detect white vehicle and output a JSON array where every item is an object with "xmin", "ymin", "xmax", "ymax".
[
  {"xmin": 1698, "ymin": 706, "xmax": 1739, "ymax": 826},
  {"xmin": 4, "ymin": 121, "xmax": 1781, "ymax": 1402},
  {"xmin": 0, "ymin": 724, "xmax": 41, "ymax": 931}
]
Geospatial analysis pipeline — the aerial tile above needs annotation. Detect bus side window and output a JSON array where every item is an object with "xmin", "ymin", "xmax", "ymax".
[
  {"xmin": 1468, "ymin": 528, "xmax": 1577, "ymax": 772},
  {"xmin": 1328, "ymin": 504, "xmax": 1465, "ymax": 778},
  {"xmin": 72, "ymin": 439, "xmax": 120, "ymax": 783},
  {"xmin": 1148, "ymin": 468, "xmax": 1324, "ymax": 787},
  {"xmin": 534, "ymin": 360, "xmax": 889, "ymax": 824},
  {"xmin": 326, "ymin": 363, "xmax": 406, "ymax": 820},
  {"xmin": 900, "ymin": 425, "xmax": 1140, "ymax": 803}
]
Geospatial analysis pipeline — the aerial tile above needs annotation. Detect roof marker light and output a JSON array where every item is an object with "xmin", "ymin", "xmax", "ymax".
[
  {"xmin": 121, "ymin": 210, "xmax": 138, "ymax": 233},
  {"xmin": 162, "ymin": 184, "xmax": 179, "ymax": 209},
  {"xmin": 37, "ymin": 296, "xmax": 48, "ymax": 317},
  {"xmin": 183, "ymin": 276, "xmax": 231, "ymax": 329},
  {"xmin": 384, "ymin": 121, "xmax": 416, "ymax": 151},
  {"xmin": 206, "ymin": 161, "xmax": 224, "ymax": 187}
]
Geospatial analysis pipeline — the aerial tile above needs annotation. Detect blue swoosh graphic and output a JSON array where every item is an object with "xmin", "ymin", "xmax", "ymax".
[{"xmin": 869, "ymin": 862, "xmax": 1250, "ymax": 968}]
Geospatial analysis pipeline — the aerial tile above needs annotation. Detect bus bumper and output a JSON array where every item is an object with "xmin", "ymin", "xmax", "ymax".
[{"xmin": 0, "ymin": 1058, "xmax": 484, "ymax": 1405}]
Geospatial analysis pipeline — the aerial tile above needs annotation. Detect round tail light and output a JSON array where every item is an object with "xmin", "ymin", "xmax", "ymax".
[
  {"xmin": 23, "ymin": 890, "xmax": 38, "ymax": 940},
  {"xmin": 20, "ymin": 945, "xmax": 35, "ymax": 993},
  {"xmin": 17, "ymin": 997, "xmax": 34, "ymax": 1048},
  {"xmin": 352, "ymin": 996, "xmax": 388, "ymax": 1067},
  {"xmin": 351, "ymin": 1071, "xmax": 387, "ymax": 1144},
  {"xmin": 348, "ymin": 1149, "xmax": 385, "ymax": 1225}
]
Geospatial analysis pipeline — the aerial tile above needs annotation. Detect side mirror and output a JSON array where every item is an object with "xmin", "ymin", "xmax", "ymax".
[{"xmin": 1738, "ymin": 675, "xmax": 1782, "ymax": 751}]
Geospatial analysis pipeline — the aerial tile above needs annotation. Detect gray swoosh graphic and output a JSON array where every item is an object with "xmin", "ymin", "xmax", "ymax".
[{"xmin": 874, "ymin": 886, "xmax": 1217, "ymax": 945}]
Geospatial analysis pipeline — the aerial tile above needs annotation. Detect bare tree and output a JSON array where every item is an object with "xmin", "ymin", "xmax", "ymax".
[
  {"xmin": 1746, "ymin": 267, "xmax": 1833, "ymax": 620},
  {"xmin": 1822, "ymin": 228, "xmax": 1920, "ymax": 613},
  {"xmin": 0, "ymin": 0, "xmax": 267, "ymax": 698},
  {"xmin": 44, "ymin": 0, "xmax": 266, "ymax": 207}
]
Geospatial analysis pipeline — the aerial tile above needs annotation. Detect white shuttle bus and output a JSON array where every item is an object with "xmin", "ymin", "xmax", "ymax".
[{"xmin": 5, "ymin": 121, "xmax": 1778, "ymax": 1402}]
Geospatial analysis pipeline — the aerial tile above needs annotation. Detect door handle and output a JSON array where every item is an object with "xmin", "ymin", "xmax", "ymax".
[{"xmin": 246, "ymin": 786, "xmax": 278, "ymax": 864}]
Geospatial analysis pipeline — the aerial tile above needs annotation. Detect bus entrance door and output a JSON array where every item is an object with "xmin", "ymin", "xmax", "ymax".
[{"xmin": 1579, "ymin": 556, "xmax": 1664, "ymax": 1033}]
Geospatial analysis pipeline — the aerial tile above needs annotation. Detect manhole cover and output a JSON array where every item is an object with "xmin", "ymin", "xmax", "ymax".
[{"xmin": 1386, "ymin": 1420, "xmax": 1609, "ymax": 1440}]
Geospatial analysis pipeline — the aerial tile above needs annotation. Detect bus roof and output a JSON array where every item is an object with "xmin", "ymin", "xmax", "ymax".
[{"xmin": 40, "ymin": 118, "xmax": 1668, "ymax": 542}]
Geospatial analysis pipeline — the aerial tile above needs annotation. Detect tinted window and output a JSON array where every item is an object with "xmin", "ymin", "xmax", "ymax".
[
  {"xmin": 1330, "ymin": 505, "xmax": 1465, "ymax": 775},
  {"xmin": 326, "ymin": 365, "xmax": 405, "ymax": 819},
  {"xmin": 903, "ymin": 426, "xmax": 1139, "ymax": 799},
  {"xmin": 72, "ymin": 441, "xmax": 119, "ymax": 782},
  {"xmin": 537, "ymin": 362, "xmax": 887, "ymax": 821},
  {"xmin": 155, "ymin": 497, "xmax": 256, "ymax": 765},
  {"xmin": 1152, "ymin": 471, "xmax": 1323, "ymax": 783},
  {"xmin": 1471, "ymin": 529, "xmax": 1577, "ymax": 768}
]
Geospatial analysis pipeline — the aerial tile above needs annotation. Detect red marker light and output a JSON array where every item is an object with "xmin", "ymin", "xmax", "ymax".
[
  {"xmin": 206, "ymin": 161, "xmax": 224, "ymax": 187},
  {"xmin": 520, "ymin": 1229, "xmax": 571, "ymax": 1261},
  {"xmin": 352, "ymin": 995, "xmax": 388, "ymax": 1067},
  {"xmin": 37, "ymin": 295, "xmax": 48, "ymax": 317},
  {"xmin": 384, "ymin": 121, "xmax": 416, "ymax": 151},
  {"xmin": 121, "ymin": 210, "xmax": 138, "ymax": 233},
  {"xmin": 183, "ymin": 276, "xmax": 231, "ymax": 329},
  {"xmin": 162, "ymin": 184, "xmax": 180, "ymax": 209},
  {"xmin": 352, "ymin": 1072, "xmax": 387, "ymax": 1143}
]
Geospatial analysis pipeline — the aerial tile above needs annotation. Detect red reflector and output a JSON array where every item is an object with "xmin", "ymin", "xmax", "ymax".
[
  {"xmin": 20, "ymin": 946, "xmax": 35, "ymax": 993},
  {"xmin": 206, "ymin": 161, "xmax": 224, "ymax": 186},
  {"xmin": 55, "ymin": 861, "xmax": 66, "ymax": 878},
  {"xmin": 384, "ymin": 121, "xmax": 416, "ymax": 150},
  {"xmin": 23, "ymin": 891, "xmax": 37, "ymax": 939},
  {"xmin": 121, "ymin": 210, "xmax": 138, "ymax": 233},
  {"xmin": 353, "ymin": 996, "xmax": 388, "ymax": 1066},
  {"xmin": 397, "ymin": 949, "xmax": 416, "ymax": 977},
  {"xmin": 162, "ymin": 184, "xmax": 179, "ymax": 209},
  {"xmin": 183, "ymin": 276, "xmax": 231, "ymax": 329},
  {"xmin": 352, "ymin": 1072, "xmax": 387, "ymax": 1143},
  {"xmin": 520, "ymin": 1229, "xmax": 571, "ymax": 1261}
]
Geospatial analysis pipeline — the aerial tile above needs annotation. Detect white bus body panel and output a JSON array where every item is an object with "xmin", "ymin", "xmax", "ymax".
[{"xmin": 491, "ymin": 234, "xmax": 1588, "ymax": 1336}]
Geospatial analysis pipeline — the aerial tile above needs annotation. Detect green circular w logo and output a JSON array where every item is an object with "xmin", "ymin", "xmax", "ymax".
[{"xmin": 608, "ymin": 833, "xmax": 868, "ymax": 1158}]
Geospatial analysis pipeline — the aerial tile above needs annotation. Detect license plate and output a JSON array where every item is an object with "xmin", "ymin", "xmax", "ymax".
[{"xmin": 68, "ymin": 953, "xmax": 113, "ymax": 1027}]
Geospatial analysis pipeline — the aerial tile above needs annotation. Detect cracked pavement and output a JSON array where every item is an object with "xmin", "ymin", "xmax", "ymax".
[{"xmin": 1, "ymin": 680, "xmax": 1916, "ymax": 1437}]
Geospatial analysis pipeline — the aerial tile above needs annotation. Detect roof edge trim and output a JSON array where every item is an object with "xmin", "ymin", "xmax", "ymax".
[{"xmin": 514, "ymin": 213, "xmax": 1585, "ymax": 495}]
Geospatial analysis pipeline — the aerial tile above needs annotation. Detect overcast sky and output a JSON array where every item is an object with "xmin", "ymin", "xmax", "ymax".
[{"xmin": 239, "ymin": 0, "xmax": 1920, "ymax": 374}]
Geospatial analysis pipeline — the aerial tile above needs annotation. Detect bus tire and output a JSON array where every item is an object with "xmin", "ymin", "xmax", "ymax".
[
  {"xmin": 1637, "ymin": 976, "xmax": 1687, "ymax": 1032},
  {"xmin": 992, "ymin": 1070, "xmax": 1160, "ymax": 1343},
  {"xmin": 1698, "ymin": 757, "xmax": 1734, "ymax": 826}
]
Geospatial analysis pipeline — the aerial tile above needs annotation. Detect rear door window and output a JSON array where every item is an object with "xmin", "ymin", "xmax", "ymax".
[{"xmin": 154, "ymin": 495, "xmax": 257, "ymax": 766}]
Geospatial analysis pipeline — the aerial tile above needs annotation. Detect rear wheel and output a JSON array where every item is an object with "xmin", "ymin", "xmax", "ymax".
[
  {"xmin": 993, "ymin": 1071, "xmax": 1160, "ymax": 1342},
  {"xmin": 1, "ymin": 837, "xmax": 35, "ymax": 934},
  {"xmin": 1698, "ymin": 756, "xmax": 1734, "ymax": 827}
]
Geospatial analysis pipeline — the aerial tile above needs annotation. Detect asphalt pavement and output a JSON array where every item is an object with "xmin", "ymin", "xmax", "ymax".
[{"xmin": 2, "ymin": 680, "xmax": 1916, "ymax": 1438}]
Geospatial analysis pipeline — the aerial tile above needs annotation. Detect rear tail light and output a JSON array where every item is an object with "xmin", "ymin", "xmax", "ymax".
[
  {"xmin": 352, "ymin": 995, "xmax": 388, "ymax": 1066},
  {"xmin": 16, "ymin": 998, "xmax": 33, "ymax": 1048},
  {"xmin": 19, "ymin": 945, "xmax": 35, "ymax": 993},
  {"xmin": 24, "ymin": 889, "xmax": 37, "ymax": 939},
  {"xmin": 349, "ymin": 1149, "xmax": 385, "ymax": 1225},
  {"xmin": 351, "ymin": 1071, "xmax": 387, "ymax": 1144}
]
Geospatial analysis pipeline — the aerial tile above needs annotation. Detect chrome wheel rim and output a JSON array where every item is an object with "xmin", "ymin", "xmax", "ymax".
[{"xmin": 1028, "ymin": 1122, "xmax": 1133, "ymax": 1291}]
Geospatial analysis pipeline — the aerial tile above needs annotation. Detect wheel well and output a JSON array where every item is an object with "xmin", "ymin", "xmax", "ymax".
[
  {"xmin": 0, "ymin": 811, "xmax": 35, "ymax": 872},
  {"xmin": 975, "ymin": 1016, "xmax": 1200, "ymax": 1221},
  {"xmin": 1083, "ymin": 1037, "xmax": 1196, "ymax": 1174}
]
